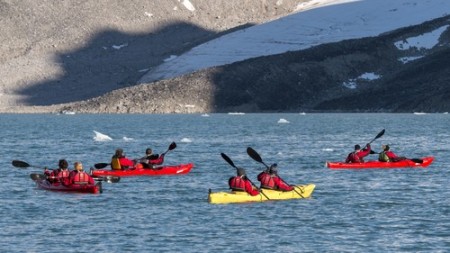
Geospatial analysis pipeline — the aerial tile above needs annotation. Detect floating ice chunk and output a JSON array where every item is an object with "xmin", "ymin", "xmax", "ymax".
[
  {"xmin": 278, "ymin": 118, "xmax": 290, "ymax": 124},
  {"xmin": 93, "ymin": 131, "xmax": 113, "ymax": 141}
]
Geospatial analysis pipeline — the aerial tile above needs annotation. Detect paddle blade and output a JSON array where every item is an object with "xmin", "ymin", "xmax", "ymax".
[
  {"xmin": 95, "ymin": 176, "xmax": 120, "ymax": 183},
  {"xmin": 221, "ymin": 153, "xmax": 236, "ymax": 168},
  {"xmin": 246, "ymin": 147, "xmax": 263, "ymax": 164},
  {"xmin": 30, "ymin": 173, "xmax": 46, "ymax": 181},
  {"xmin": 12, "ymin": 160, "xmax": 30, "ymax": 168},
  {"xmin": 375, "ymin": 129, "xmax": 385, "ymax": 140},
  {"xmin": 410, "ymin": 158, "xmax": 423, "ymax": 164},
  {"xmin": 94, "ymin": 163, "xmax": 110, "ymax": 169},
  {"xmin": 168, "ymin": 142, "xmax": 177, "ymax": 151}
]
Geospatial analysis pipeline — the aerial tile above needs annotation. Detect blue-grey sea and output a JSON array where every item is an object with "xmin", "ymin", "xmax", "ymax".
[{"xmin": 0, "ymin": 113, "xmax": 449, "ymax": 253}]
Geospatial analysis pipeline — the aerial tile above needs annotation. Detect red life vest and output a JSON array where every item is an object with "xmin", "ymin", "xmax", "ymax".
[
  {"xmin": 259, "ymin": 173, "xmax": 276, "ymax": 189},
  {"xmin": 229, "ymin": 176, "xmax": 246, "ymax": 191},
  {"xmin": 72, "ymin": 171, "xmax": 90, "ymax": 184},
  {"xmin": 57, "ymin": 169, "xmax": 70, "ymax": 178}
]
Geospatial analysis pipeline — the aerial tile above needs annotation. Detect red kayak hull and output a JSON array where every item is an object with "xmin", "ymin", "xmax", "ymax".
[
  {"xmin": 35, "ymin": 179, "xmax": 102, "ymax": 194},
  {"xmin": 91, "ymin": 163, "xmax": 194, "ymax": 177},
  {"xmin": 326, "ymin": 157, "xmax": 434, "ymax": 169}
]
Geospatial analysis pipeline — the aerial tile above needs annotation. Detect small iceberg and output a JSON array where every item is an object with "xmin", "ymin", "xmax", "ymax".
[
  {"xmin": 413, "ymin": 112, "xmax": 426, "ymax": 115},
  {"xmin": 122, "ymin": 137, "xmax": 134, "ymax": 141},
  {"xmin": 181, "ymin": 138, "xmax": 192, "ymax": 143},
  {"xmin": 299, "ymin": 112, "xmax": 306, "ymax": 115},
  {"xmin": 278, "ymin": 118, "xmax": 290, "ymax": 124},
  {"xmin": 93, "ymin": 131, "xmax": 113, "ymax": 142},
  {"xmin": 201, "ymin": 113, "xmax": 210, "ymax": 117},
  {"xmin": 228, "ymin": 112, "xmax": 245, "ymax": 115},
  {"xmin": 323, "ymin": 148, "xmax": 334, "ymax": 152}
]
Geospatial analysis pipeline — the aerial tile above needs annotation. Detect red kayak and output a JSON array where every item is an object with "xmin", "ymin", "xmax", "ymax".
[
  {"xmin": 90, "ymin": 163, "xmax": 194, "ymax": 177},
  {"xmin": 32, "ymin": 174, "xmax": 102, "ymax": 194},
  {"xmin": 326, "ymin": 157, "xmax": 434, "ymax": 169}
]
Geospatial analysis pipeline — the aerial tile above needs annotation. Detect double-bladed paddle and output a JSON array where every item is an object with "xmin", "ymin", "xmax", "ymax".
[
  {"xmin": 94, "ymin": 142, "xmax": 177, "ymax": 169},
  {"xmin": 246, "ymin": 147, "xmax": 304, "ymax": 198},
  {"xmin": 13, "ymin": 160, "xmax": 120, "ymax": 183},
  {"xmin": 220, "ymin": 153, "xmax": 270, "ymax": 200}
]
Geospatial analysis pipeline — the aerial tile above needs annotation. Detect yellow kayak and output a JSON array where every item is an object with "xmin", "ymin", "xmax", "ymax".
[{"xmin": 208, "ymin": 184, "xmax": 316, "ymax": 204}]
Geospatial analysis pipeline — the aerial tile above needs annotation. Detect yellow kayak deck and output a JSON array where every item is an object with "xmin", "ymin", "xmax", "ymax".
[{"xmin": 208, "ymin": 184, "xmax": 315, "ymax": 204}]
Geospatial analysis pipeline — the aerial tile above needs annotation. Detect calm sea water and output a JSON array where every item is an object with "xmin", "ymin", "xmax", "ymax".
[{"xmin": 0, "ymin": 113, "xmax": 449, "ymax": 252}]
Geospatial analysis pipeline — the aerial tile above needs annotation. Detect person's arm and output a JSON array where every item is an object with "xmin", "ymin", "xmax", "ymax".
[
  {"xmin": 359, "ymin": 144, "xmax": 371, "ymax": 157},
  {"xmin": 274, "ymin": 177, "xmax": 294, "ymax": 191},
  {"xmin": 244, "ymin": 180, "xmax": 260, "ymax": 196}
]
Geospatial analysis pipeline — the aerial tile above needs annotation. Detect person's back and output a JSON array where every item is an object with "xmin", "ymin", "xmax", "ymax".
[
  {"xmin": 378, "ymin": 145, "xmax": 405, "ymax": 162},
  {"xmin": 139, "ymin": 148, "xmax": 164, "ymax": 168},
  {"xmin": 228, "ymin": 167, "xmax": 259, "ymax": 196},
  {"xmin": 45, "ymin": 159, "xmax": 70, "ymax": 184},
  {"xmin": 257, "ymin": 164, "xmax": 293, "ymax": 191},
  {"xmin": 69, "ymin": 162, "xmax": 95, "ymax": 185},
  {"xmin": 346, "ymin": 144, "xmax": 371, "ymax": 163},
  {"xmin": 111, "ymin": 148, "xmax": 134, "ymax": 170}
]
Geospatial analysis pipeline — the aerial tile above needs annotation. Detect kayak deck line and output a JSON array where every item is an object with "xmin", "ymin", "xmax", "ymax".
[{"xmin": 326, "ymin": 157, "xmax": 434, "ymax": 169}]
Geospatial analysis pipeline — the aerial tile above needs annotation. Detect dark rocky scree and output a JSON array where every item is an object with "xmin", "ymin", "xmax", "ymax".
[{"xmin": 65, "ymin": 16, "xmax": 450, "ymax": 113}]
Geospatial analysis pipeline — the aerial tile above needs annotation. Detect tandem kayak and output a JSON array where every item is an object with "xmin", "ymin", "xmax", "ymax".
[
  {"xmin": 208, "ymin": 184, "xmax": 315, "ymax": 204},
  {"xmin": 326, "ymin": 156, "xmax": 434, "ymax": 169},
  {"xmin": 31, "ymin": 174, "xmax": 102, "ymax": 194},
  {"xmin": 90, "ymin": 163, "xmax": 194, "ymax": 177}
]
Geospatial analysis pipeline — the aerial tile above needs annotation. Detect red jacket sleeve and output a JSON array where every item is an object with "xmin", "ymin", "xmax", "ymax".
[
  {"xmin": 119, "ymin": 157, "xmax": 134, "ymax": 167},
  {"xmin": 244, "ymin": 180, "xmax": 260, "ymax": 196},
  {"xmin": 358, "ymin": 145, "xmax": 371, "ymax": 158},
  {"xmin": 274, "ymin": 177, "xmax": 294, "ymax": 191}
]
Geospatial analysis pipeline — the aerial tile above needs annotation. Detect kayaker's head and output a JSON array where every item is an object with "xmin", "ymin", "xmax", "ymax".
[
  {"xmin": 269, "ymin": 163, "xmax": 278, "ymax": 174},
  {"xmin": 382, "ymin": 144, "xmax": 390, "ymax": 151},
  {"xmin": 145, "ymin": 148, "xmax": 153, "ymax": 155},
  {"xmin": 74, "ymin": 162, "xmax": 83, "ymax": 171},
  {"xmin": 237, "ymin": 167, "xmax": 246, "ymax": 177},
  {"xmin": 354, "ymin": 144, "xmax": 361, "ymax": 151},
  {"xmin": 115, "ymin": 148, "xmax": 124, "ymax": 158},
  {"xmin": 58, "ymin": 159, "xmax": 68, "ymax": 170}
]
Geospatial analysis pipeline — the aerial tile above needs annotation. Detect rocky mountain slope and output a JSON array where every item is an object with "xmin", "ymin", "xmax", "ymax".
[
  {"xmin": 63, "ymin": 15, "xmax": 450, "ymax": 113},
  {"xmin": 0, "ymin": 0, "xmax": 301, "ymax": 112}
]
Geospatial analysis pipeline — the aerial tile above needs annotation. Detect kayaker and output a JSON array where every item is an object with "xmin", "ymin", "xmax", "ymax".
[
  {"xmin": 257, "ymin": 164, "xmax": 294, "ymax": 191},
  {"xmin": 228, "ymin": 167, "xmax": 260, "ymax": 196},
  {"xmin": 138, "ymin": 148, "xmax": 165, "ymax": 169},
  {"xmin": 111, "ymin": 148, "xmax": 134, "ymax": 170},
  {"xmin": 378, "ymin": 144, "xmax": 406, "ymax": 162},
  {"xmin": 68, "ymin": 162, "xmax": 95, "ymax": 185},
  {"xmin": 345, "ymin": 144, "xmax": 371, "ymax": 163},
  {"xmin": 44, "ymin": 159, "xmax": 70, "ymax": 184}
]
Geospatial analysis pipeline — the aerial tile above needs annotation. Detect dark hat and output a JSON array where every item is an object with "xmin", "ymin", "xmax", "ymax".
[
  {"xmin": 145, "ymin": 148, "xmax": 153, "ymax": 155},
  {"xmin": 269, "ymin": 163, "xmax": 278, "ymax": 174},
  {"xmin": 237, "ymin": 167, "xmax": 246, "ymax": 176},
  {"xmin": 355, "ymin": 144, "xmax": 361, "ymax": 150},
  {"xmin": 58, "ymin": 159, "xmax": 68, "ymax": 169},
  {"xmin": 383, "ymin": 145, "xmax": 390, "ymax": 151}
]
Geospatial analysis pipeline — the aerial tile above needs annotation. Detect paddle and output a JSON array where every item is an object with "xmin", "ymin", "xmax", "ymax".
[
  {"xmin": 94, "ymin": 142, "xmax": 177, "ymax": 169},
  {"xmin": 14, "ymin": 160, "xmax": 120, "ymax": 183},
  {"xmin": 368, "ymin": 129, "xmax": 385, "ymax": 146},
  {"xmin": 246, "ymin": 147, "xmax": 304, "ymax": 198},
  {"xmin": 12, "ymin": 160, "xmax": 42, "ymax": 169},
  {"xmin": 220, "ymin": 152, "xmax": 270, "ymax": 200}
]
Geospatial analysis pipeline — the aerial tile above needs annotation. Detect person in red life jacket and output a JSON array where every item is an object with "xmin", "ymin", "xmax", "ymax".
[
  {"xmin": 44, "ymin": 159, "xmax": 71, "ymax": 184},
  {"xmin": 228, "ymin": 167, "xmax": 260, "ymax": 196},
  {"xmin": 378, "ymin": 144, "xmax": 406, "ymax": 162},
  {"xmin": 111, "ymin": 148, "xmax": 134, "ymax": 170},
  {"xmin": 138, "ymin": 148, "xmax": 165, "ymax": 169},
  {"xmin": 68, "ymin": 162, "xmax": 95, "ymax": 185},
  {"xmin": 345, "ymin": 144, "xmax": 371, "ymax": 163},
  {"xmin": 257, "ymin": 164, "xmax": 294, "ymax": 191}
]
